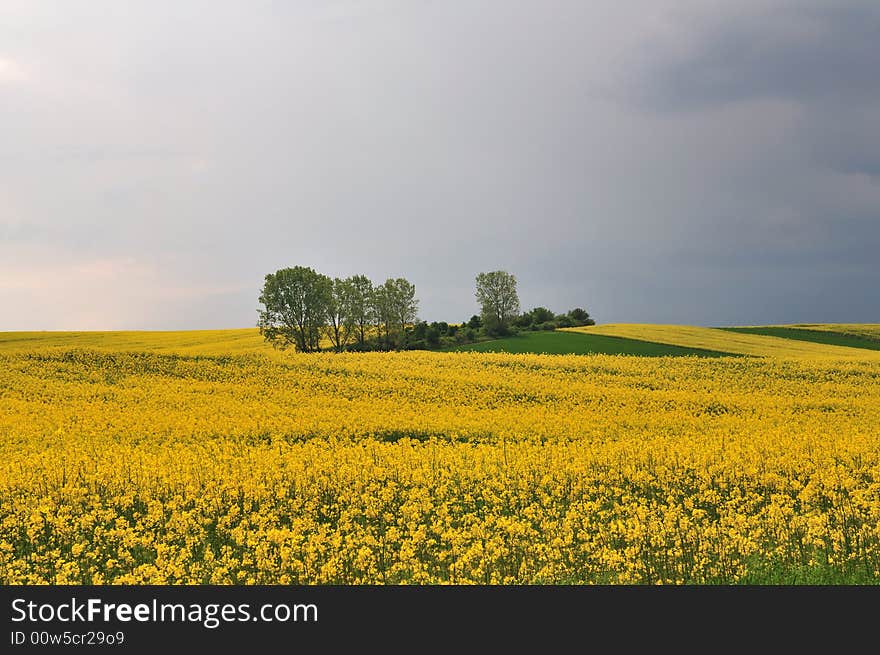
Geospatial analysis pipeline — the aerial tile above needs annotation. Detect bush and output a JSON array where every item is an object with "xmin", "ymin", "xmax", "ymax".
[
  {"xmin": 530, "ymin": 307, "xmax": 555, "ymax": 324},
  {"xmin": 567, "ymin": 308, "xmax": 589, "ymax": 322},
  {"xmin": 345, "ymin": 341, "xmax": 373, "ymax": 352},
  {"xmin": 567, "ymin": 308, "xmax": 595, "ymax": 326},
  {"xmin": 486, "ymin": 324, "xmax": 514, "ymax": 338},
  {"xmin": 513, "ymin": 313, "xmax": 533, "ymax": 328},
  {"xmin": 412, "ymin": 322, "xmax": 428, "ymax": 340}
]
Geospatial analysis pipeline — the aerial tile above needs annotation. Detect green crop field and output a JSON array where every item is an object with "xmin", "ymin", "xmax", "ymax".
[{"xmin": 451, "ymin": 329, "xmax": 737, "ymax": 356}]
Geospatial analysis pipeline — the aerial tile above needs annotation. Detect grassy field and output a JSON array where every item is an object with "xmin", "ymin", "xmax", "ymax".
[
  {"xmin": 722, "ymin": 326, "xmax": 880, "ymax": 351},
  {"xmin": 451, "ymin": 329, "xmax": 737, "ymax": 357},
  {"xmin": 564, "ymin": 324, "xmax": 880, "ymax": 360}
]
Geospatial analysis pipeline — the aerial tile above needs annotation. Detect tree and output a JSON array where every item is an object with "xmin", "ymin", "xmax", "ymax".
[
  {"xmin": 258, "ymin": 266, "xmax": 332, "ymax": 352},
  {"xmin": 529, "ymin": 306, "xmax": 555, "ymax": 324},
  {"xmin": 346, "ymin": 274, "xmax": 374, "ymax": 346},
  {"xmin": 475, "ymin": 271, "xmax": 520, "ymax": 335},
  {"xmin": 391, "ymin": 278, "xmax": 418, "ymax": 340},
  {"xmin": 412, "ymin": 321, "xmax": 428, "ymax": 340},
  {"xmin": 513, "ymin": 312, "xmax": 533, "ymax": 328},
  {"xmin": 374, "ymin": 277, "xmax": 418, "ymax": 347},
  {"xmin": 325, "ymin": 277, "xmax": 356, "ymax": 352},
  {"xmin": 371, "ymin": 282, "xmax": 393, "ymax": 348},
  {"xmin": 568, "ymin": 308, "xmax": 595, "ymax": 326},
  {"xmin": 426, "ymin": 326, "xmax": 441, "ymax": 347}
]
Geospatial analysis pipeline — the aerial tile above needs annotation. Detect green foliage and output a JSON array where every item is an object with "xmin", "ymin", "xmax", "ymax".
[
  {"xmin": 529, "ymin": 307, "xmax": 555, "ymax": 324},
  {"xmin": 412, "ymin": 322, "xmax": 428, "ymax": 340},
  {"xmin": 258, "ymin": 266, "xmax": 332, "ymax": 352},
  {"xmin": 346, "ymin": 274, "xmax": 375, "ymax": 346},
  {"xmin": 475, "ymin": 271, "xmax": 520, "ymax": 335},
  {"xmin": 512, "ymin": 313, "xmax": 532, "ymax": 328},
  {"xmin": 514, "ymin": 306, "xmax": 594, "ymax": 331},
  {"xmin": 374, "ymin": 278, "xmax": 419, "ymax": 348},
  {"xmin": 258, "ymin": 266, "xmax": 597, "ymax": 353},
  {"xmin": 426, "ymin": 326, "xmax": 441, "ymax": 347},
  {"xmin": 325, "ymin": 277, "xmax": 357, "ymax": 352},
  {"xmin": 567, "ymin": 307, "xmax": 594, "ymax": 325}
]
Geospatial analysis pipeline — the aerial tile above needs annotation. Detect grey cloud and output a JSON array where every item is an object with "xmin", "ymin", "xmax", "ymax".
[
  {"xmin": 1, "ymin": 1, "xmax": 878, "ymax": 329},
  {"xmin": 622, "ymin": 1, "xmax": 880, "ymax": 325},
  {"xmin": 638, "ymin": 2, "xmax": 880, "ymax": 109},
  {"xmin": 807, "ymin": 109, "xmax": 880, "ymax": 178},
  {"xmin": 633, "ymin": 1, "xmax": 880, "ymax": 183}
]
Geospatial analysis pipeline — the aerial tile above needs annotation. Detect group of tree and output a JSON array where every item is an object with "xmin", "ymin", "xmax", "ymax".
[
  {"xmin": 258, "ymin": 266, "xmax": 594, "ymax": 352},
  {"xmin": 258, "ymin": 267, "xmax": 417, "ymax": 352},
  {"xmin": 474, "ymin": 270, "xmax": 594, "ymax": 336}
]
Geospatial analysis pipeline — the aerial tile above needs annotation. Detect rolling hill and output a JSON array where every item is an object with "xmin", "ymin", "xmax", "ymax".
[{"xmin": 563, "ymin": 324, "xmax": 880, "ymax": 360}]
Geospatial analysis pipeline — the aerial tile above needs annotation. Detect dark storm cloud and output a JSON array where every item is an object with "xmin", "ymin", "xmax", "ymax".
[
  {"xmin": 637, "ymin": 1, "xmax": 880, "ymax": 182},
  {"xmin": 624, "ymin": 0, "xmax": 880, "ymax": 324},
  {"xmin": 639, "ymin": 3, "xmax": 880, "ymax": 109},
  {"xmin": 809, "ymin": 110, "xmax": 880, "ymax": 179}
]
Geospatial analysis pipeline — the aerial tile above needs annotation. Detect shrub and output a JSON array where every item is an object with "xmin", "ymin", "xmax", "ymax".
[
  {"xmin": 513, "ymin": 313, "xmax": 533, "ymax": 328},
  {"xmin": 530, "ymin": 307, "xmax": 555, "ymax": 324}
]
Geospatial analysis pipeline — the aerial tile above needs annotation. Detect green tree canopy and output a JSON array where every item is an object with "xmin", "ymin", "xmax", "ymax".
[
  {"xmin": 475, "ymin": 271, "xmax": 520, "ymax": 336},
  {"xmin": 345, "ymin": 274, "xmax": 375, "ymax": 346},
  {"xmin": 325, "ymin": 277, "xmax": 356, "ymax": 352},
  {"xmin": 258, "ymin": 266, "xmax": 332, "ymax": 352},
  {"xmin": 529, "ymin": 307, "xmax": 555, "ymax": 324},
  {"xmin": 373, "ymin": 278, "xmax": 419, "ymax": 347}
]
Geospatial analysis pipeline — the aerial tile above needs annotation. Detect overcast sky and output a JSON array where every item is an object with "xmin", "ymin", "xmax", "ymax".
[{"xmin": 2, "ymin": 0, "xmax": 878, "ymax": 329}]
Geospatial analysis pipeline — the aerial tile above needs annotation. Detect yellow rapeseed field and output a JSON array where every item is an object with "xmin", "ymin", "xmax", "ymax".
[
  {"xmin": 2, "ymin": 335, "xmax": 879, "ymax": 584},
  {"xmin": 0, "ymin": 329, "xmax": 276, "ymax": 356},
  {"xmin": 564, "ymin": 324, "xmax": 880, "ymax": 360}
]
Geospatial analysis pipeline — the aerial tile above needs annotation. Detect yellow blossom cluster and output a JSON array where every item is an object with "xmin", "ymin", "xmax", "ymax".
[{"xmin": 2, "ymin": 348, "xmax": 879, "ymax": 584}]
